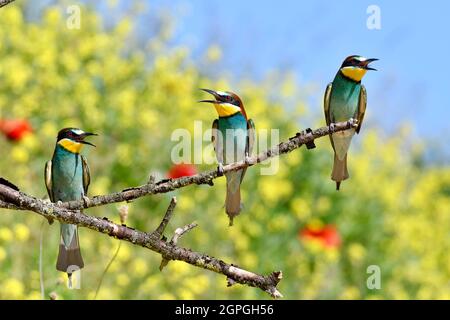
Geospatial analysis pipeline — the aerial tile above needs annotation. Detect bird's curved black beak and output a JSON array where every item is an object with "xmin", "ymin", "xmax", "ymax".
[
  {"xmin": 364, "ymin": 58, "xmax": 379, "ymax": 71},
  {"xmin": 198, "ymin": 88, "xmax": 220, "ymax": 104},
  {"xmin": 79, "ymin": 132, "xmax": 98, "ymax": 147}
]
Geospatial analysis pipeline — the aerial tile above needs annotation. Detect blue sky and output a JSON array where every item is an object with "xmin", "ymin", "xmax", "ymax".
[
  {"xmin": 140, "ymin": 0, "xmax": 449, "ymax": 142},
  {"xmin": 30, "ymin": 0, "xmax": 449, "ymax": 144}
]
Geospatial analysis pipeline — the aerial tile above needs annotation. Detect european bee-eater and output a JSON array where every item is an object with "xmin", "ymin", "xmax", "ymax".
[
  {"xmin": 324, "ymin": 55, "xmax": 378, "ymax": 190},
  {"xmin": 200, "ymin": 89, "xmax": 255, "ymax": 225},
  {"xmin": 45, "ymin": 128, "xmax": 96, "ymax": 281}
]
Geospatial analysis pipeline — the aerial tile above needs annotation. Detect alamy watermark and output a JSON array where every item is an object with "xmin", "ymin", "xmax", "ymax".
[
  {"xmin": 66, "ymin": 5, "xmax": 81, "ymax": 29},
  {"xmin": 366, "ymin": 265, "xmax": 381, "ymax": 289},
  {"xmin": 367, "ymin": 5, "xmax": 381, "ymax": 30},
  {"xmin": 170, "ymin": 121, "xmax": 280, "ymax": 175}
]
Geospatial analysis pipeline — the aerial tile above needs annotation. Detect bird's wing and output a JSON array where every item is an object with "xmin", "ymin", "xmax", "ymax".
[
  {"xmin": 324, "ymin": 83, "xmax": 336, "ymax": 152},
  {"xmin": 211, "ymin": 119, "xmax": 223, "ymax": 164},
  {"xmin": 355, "ymin": 85, "xmax": 367, "ymax": 134},
  {"xmin": 324, "ymin": 83, "xmax": 333, "ymax": 126},
  {"xmin": 239, "ymin": 118, "xmax": 256, "ymax": 184},
  {"xmin": 81, "ymin": 155, "xmax": 91, "ymax": 195},
  {"xmin": 246, "ymin": 118, "xmax": 256, "ymax": 157},
  {"xmin": 44, "ymin": 160, "xmax": 54, "ymax": 202}
]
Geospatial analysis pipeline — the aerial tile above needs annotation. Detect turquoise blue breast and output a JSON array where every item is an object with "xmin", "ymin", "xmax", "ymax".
[
  {"xmin": 218, "ymin": 112, "xmax": 248, "ymax": 164},
  {"xmin": 52, "ymin": 145, "xmax": 84, "ymax": 201},
  {"xmin": 330, "ymin": 72, "xmax": 361, "ymax": 122}
]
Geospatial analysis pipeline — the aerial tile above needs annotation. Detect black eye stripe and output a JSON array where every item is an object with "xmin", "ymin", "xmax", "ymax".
[{"xmin": 342, "ymin": 58, "xmax": 361, "ymax": 68}]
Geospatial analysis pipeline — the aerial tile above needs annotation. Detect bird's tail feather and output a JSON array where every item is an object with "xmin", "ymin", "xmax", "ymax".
[
  {"xmin": 225, "ymin": 185, "xmax": 241, "ymax": 226},
  {"xmin": 56, "ymin": 226, "xmax": 84, "ymax": 273},
  {"xmin": 331, "ymin": 153, "xmax": 349, "ymax": 190}
]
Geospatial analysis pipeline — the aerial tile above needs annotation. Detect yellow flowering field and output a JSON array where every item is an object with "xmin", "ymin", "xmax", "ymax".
[{"xmin": 0, "ymin": 2, "xmax": 448, "ymax": 300}]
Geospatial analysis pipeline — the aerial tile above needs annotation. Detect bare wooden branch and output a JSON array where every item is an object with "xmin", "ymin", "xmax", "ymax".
[
  {"xmin": 154, "ymin": 197, "xmax": 177, "ymax": 237},
  {"xmin": 0, "ymin": 120, "xmax": 358, "ymax": 298},
  {"xmin": 0, "ymin": 186, "xmax": 283, "ymax": 297},
  {"xmin": 171, "ymin": 222, "xmax": 198, "ymax": 245}
]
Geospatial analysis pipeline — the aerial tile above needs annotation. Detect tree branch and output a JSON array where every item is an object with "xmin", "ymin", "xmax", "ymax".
[
  {"xmin": 56, "ymin": 119, "xmax": 358, "ymax": 211},
  {"xmin": 0, "ymin": 186, "xmax": 283, "ymax": 297},
  {"xmin": 0, "ymin": 120, "xmax": 357, "ymax": 298},
  {"xmin": 0, "ymin": 0, "xmax": 15, "ymax": 8}
]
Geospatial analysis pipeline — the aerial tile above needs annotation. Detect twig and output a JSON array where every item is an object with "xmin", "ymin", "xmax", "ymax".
[
  {"xmin": 159, "ymin": 222, "xmax": 198, "ymax": 271},
  {"xmin": 0, "ymin": 186, "xmax": 284, "ymax": 297},
  {"xmin": 154, "ymin": 197, "xmax": 177, "ymax": 236},
  {"xmin": 171, "ymin": 223, "xmax": 198, "ymax": 244},
  {"xmin": 50, "ymin": 120, "xmax": 358, "ymax": 211}
]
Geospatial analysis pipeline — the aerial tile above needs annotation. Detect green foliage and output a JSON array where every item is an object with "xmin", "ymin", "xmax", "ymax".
[{"xmin": 0, "ymin": 3, "xmax": 448, "ymax": 299}]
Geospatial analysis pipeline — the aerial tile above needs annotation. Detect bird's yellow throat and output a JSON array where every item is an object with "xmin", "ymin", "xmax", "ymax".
[
  {"xmin": 58, "ymin": 138, "xmax": 83, "ymax": 154},
  {"xmin": 341, "ymin": 67, "xmax": 367, "ymax": 82},
  {"xmin": 214, "ymin": 103, "xmax": 241, "ymax": 117}
]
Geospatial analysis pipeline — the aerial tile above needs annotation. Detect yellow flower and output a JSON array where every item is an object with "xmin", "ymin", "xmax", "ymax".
[
  {"xmin": 3, "ymin": 6, "xmax": 23, "ymax": 26},
  {"xmin": 316, "ymin": 197, "xmax": 331, "ymax": 214},
  {"xmin": 280, "ymin": 73, "xmax": 296, "ymax": 98},
  {"xmin": 169, "ymin": 260, "xmax": 191, "ymax": 275},
  {"xmin": 131, "ymin": 258, "xmax": 148, "ymax": 277},
  {"xmin": 178, "ymin": 288, "xmax": 195, "ymax": 300},
  {"xmin": 115, "ymin": 19, "xmax": 133, "ymax": 37},
  {"xmin": 44, "ymin": 8, "xmax": 62, "ymax": 26},
  {"xmin": 182, "ymin": 275, "xmax": 209, "ymax": 295},
  {"xmin": 116, "ymin": 273, "xmax": 130, "ymax": 287},
  {"xmin": 27, "ymin": 291, "xmax": 42, "ymax": 300},
  {"xmin": 1, "ymin": 278, "xmax": 24, "ymax": 299},
  {"xmin": 141, "ymin": 275, "xmax": 161, "ymax": 293},
  {"xmin": 290, "ymin": 197, "xmax": 311, "ymax": 220},
  {"xmin": 258, "ymin": 176, "xmax": 293, "ymax": 204},
  {"xmin": 116, "ymin": 244, "xmax": 131, "ymax": 262},
  {"xmin": 340, "ymin": 286, "xmax": 360, "ymax": 300},
  {"xmin": 347, "ymin": 243, "xmax": 366, "ymax": 264},
  {"xmin": 241, "ymin": 252, "xmax": 258, "ymax": 270},
  {"xmin": 14, "ymin": 223, "xmax": 30, "ymax": 242},
  {"xmin": 205, "ymin": 45, "xmax": 222, "ymax": 62},
  {"xmin": 159, "ymin": 293, "xmax": 176, "ymax": 300},
  {"xmin": 177, "ymin": 195, "xmax": 195, "ymax": 212},
  {"xmin": 107, "ymin": 0, "xmax": 118, "ymax": 8},
  {"xmin": 267, "ymin": 214, "xmax": 291, "ymax": 232},
  {"xmin": 41, "ymin": 122, "xmax": 58, "ymax": 139},
  {"xmin": 11, "ymin": 146, "xmax": 29, "ymax": 163}
]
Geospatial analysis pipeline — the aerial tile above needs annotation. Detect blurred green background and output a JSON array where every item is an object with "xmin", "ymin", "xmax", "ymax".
[{"xmin": 0, "ymin": 1, "xmax": 449, "ymax": 300}]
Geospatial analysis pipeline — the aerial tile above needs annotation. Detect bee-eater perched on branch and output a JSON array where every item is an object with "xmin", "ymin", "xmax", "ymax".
[
  {"xmin": 200, "ymin": 89, "xmax": 255, "ymax": 226},
  {"xmin": 45, "ymin": 128, "xmax": 97, "ymax": 285},
  {"xmin": 324, "ymin": 55, "xmax": 378, "ymax": 190}
]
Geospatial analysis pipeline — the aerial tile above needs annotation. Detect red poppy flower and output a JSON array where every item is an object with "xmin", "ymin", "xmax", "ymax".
[
  {"xmin": 0, "ymin": 119, "xmax": 33, "ymax": 141},
  {"xmin": 167, "ymin": 163, "xmax": 197, "ymax": 179},
  {"xmin": 300, "ymin": 224, "xmax": 341, "ymax": 249}
]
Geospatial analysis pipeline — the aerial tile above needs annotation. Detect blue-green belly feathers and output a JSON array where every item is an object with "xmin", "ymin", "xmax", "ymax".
[
  {"xmin": 218, "ymin": 113, "xmax": 248, "ymax": 164},
  {"xmin": 52, "ymin": 146, "xmax": 84, "ymax": 202},
  {"xmin": 330, "ymin": 73, "xmax": 361, "ymax": 122},
  {"xmin": 217, "ymin": 112, "xmax": 248, "ymax": 225}
]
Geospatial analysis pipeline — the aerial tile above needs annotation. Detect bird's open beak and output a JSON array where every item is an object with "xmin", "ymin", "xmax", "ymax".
[
  {"xmin": 198, "ymin": 88, "xmax": 220, "ymax": 104},
  {"xmin": 79, "ymin": 132, "xmax": 98, "ymax": 147},
  {"xmin": 363, "ymin": 58, "xmax": 379, "ymax": 71}
]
